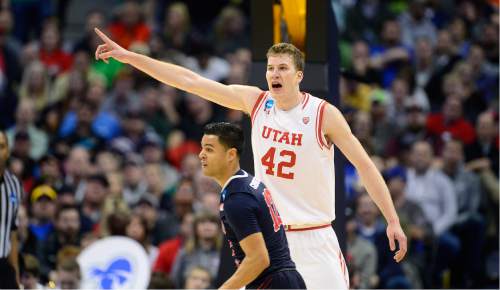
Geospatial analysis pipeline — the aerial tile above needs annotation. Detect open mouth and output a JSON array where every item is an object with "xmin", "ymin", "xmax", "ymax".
[{"xmin": 272, "ymin": 82, "xmax": 282, "ymax": 89}]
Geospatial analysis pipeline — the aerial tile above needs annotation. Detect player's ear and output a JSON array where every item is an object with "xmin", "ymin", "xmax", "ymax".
[
  {"xmin": 227, "ymin": 148, "xmax": 238, "ymax": 161},
  {"xmin": 297, "ymin": 71, "xmax": 304, "ymax": 82}
]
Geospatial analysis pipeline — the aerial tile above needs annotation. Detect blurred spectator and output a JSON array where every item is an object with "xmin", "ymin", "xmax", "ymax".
[
  {"xmin": 38, "ymin": 21, "xmax": 73, "ymax": 78},
  {"xmin": 154, "ymin": 212, "xmax": 194, "ymax": 275},
  {"xmin": 161, "ymin": 2, "xmax": 198, "ymax": 54},
  {"xmin": 122, "ymin": 153, "xmax": 148, "ymax": 206},
  {"xmin": 349, "ymin": 39, "xmax": 382, "ymax": 86},
  {"xmin": 411, "ymin": 37, "xmax": 433, "ymax": 111},
  {"xmin": 465, "ymin": 44, "xmax": 499, "ymax": 105},
  {"xmin": 448, "ymin": 62, "xmax": 487, "ymax": 122},
  {"xmin": 184, "ymin": 42, "xmax": 230, "ymax": 82},
  {"xmin": 10, "ymin": 130, "xmax": 37, "ymax": 188},
  {"xmin": 21, "ymin": 254, "xmax": 45, "ymax": 290},
  {"xmin": 184, "ymin": 265, "xmax": 212, "ymax": 289},
  {"xmin": 141, "ymin": 85, "xmax": 179, "ymax": 139},
  {"xmin": 144, "ymin": 163, "xmax": 173, "ymax": 211},
  {"xmin": 80, "ymin": 174, "xmax": 109, "ymax": 231},
  {"xmin": 465, "ymin": 111, "xmax": 499, "ymax": 176},
  {"xmin": 477, "ymin": 21, "xmax": 498, "ymax": 66},
  {"xmin": 211, "ymin": 5, "xmax": 249, "ymax": 56},
  {"xmin": 165, "ymin": 130, "xmax": 201, "ymax": 169},
  {"xmin": 346, "ymin": 212, "xmax": 378, "ymax": 289},
  {"xmin": 101, "ymin": 68, "xmax": 140, "ymax": 118},
  {"xmin": 399, "ymin": 0, "xmax": 437, "ymax": 48},
  {"xmin": 17, "ymin": 205, "xmax": 39, "ymax": 258},
  {"xmin": 18, "ymin": 61, "xmax": 52, "ymax": 114},
  {"xmin": 426, "ymin": 96, "xmax": 475, "ymax": 153},
  {"xmin": 29, "ymin": 185, "xmax": 57, "ymax": 242},
  {"xmin": 385, "ymin": 100, "xmax": 427, "ymax": 163},
  {"xmin": 406, "ymin": 141, "xmax": 457, "ymax": 236},
  {"xmin": 0, "ymin": 9, "xmax": 22, "ymax": 129},
  {"xmin": 73, "ymin": 9, "xmax": 107, "ymax": 56},
  {"xmin": 58, "ymin": 98, "xmax": 107, "ymax": 152},
  {"xmin": 339, "ymin": 72, "xmax": 376, "ymax": 113},
  {"xmin": 170, "ymin": 211, "xmax": 221, "ymax": 288},
  {"xmin": 352, "ymin": 111, "xmax": 374, "ymax": 155},
  {"xmin": 11, "ymin": 0, "xmax": 53, "ymax": 43},
  {"xmin": 424, "ymin": 29, "xmax": 462, "ymax": 111},
  {"xmin": 126, "ymin": 215, "xmax": 158, "ymax": 266},
  {"xmin": 385, "ymin": 166, "xmax": 432, "ymax": 287},
  {"xmin": 371, "ymin": 96, "xmax": 397, "ymax": 155},
  {"xmin": 148, "ymin": 271, "xmax": 175, "ymax": 289},
  {"xmin": 63, "ymin": 146, "xmax": 93, "ymax": 199},
  {"xmin": 441, "ymin": 138, "xmax": 485, "ymax": 287},
  {"xmin": 39, "ymin": 205, "xmax": 81, "ymax": 282},
  {"xmin": 369, "ymin": 18, "xmax": 411, "ymax": 88},
  {"xmin": 344, "ymin": 0, "xmax": 394, "ymax": 43},
  {"xmin": 406, "ymin": 141, "xmax": 459, "ymax": 287},
  {"xmin": 108, "ymin": 1, "xmax": 151, "ymax": 49},
  {"xmin": 6, "ymin": 100, "xmax": 49, "ymax": 160},
  {"xmin": 133, "ymin": 194, "xmax": 178, "ymax": 245},
  {"xmin": 55, "ymin": 258, "xmax": 81, "ymax": 290}
]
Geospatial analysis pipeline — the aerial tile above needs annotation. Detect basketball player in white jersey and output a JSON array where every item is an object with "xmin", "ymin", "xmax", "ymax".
[{"xmin": 94, "ymin": 28, "xmax": 407, "ymax": 289}]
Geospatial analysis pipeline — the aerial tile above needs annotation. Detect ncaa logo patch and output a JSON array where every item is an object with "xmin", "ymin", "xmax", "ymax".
[
  {"xmin": 302, "ymin": 117, "xmax": 310, "ymax": 124},
  {"xmin": 264, "ymin": 99, "xmax": 274, "ymax": 113}
]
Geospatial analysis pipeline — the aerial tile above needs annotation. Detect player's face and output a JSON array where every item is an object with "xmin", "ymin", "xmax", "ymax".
[
  {"xmin": 199, "ymin": 135, "xmax": 229, "ymax": 178},
  {"xmin": 266, "ymin": 54, "xmax": 303, "ymax": 99}
]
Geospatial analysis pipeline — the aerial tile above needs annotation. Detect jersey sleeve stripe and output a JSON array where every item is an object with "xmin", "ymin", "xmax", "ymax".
[{"xmin": 251, "ymin": 91, "xmax": 267, "ymax": 125}]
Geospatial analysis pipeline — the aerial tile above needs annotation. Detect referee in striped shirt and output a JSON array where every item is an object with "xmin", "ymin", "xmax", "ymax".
[{"xmin": 0, "ymin": 130, "xmax": 21, "ymax": 289}]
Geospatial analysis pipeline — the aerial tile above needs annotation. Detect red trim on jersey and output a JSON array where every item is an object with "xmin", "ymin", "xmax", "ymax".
[
  {"xmin": 284, "ymin": 223, "xmax": 331, "ymax": 232},
  {"xmin": 317, "ymin": 101, "xmax": 329, "ymax": 149},
  {"xmin": 316, "ymin": 101, "xmax": 328, "ymax": 149},
  {"xmin": 251, "ymin": 91, "xmax": 267, "ymax": 125},
  {"xmin": 257, "ymin": 276, "xmax": 273, "ymax": 289},
  {"xmin": 301, "ymin": 93, "xmax": 310, "ymax": 109}
]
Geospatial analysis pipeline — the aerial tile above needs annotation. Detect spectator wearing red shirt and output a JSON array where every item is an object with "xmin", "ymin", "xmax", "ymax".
[
  {"xmin": 108, "ymin": 1, "xmax": 151, "ymax": 49},
  {"xmin": 154, "ymin": 213, "xmax": 193, "ymax": 275},
  {"xmin": 426, "ymin": 96, "xmax": 475, "ymax": 154},
  {"xmin": 39, "ymin": 22, "xmax": 73, "ymax": 77}
]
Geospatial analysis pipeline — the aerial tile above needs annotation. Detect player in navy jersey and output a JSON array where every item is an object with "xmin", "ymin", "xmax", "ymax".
[{"xmin": 199, "ymin": 122, "xmax": 305, "ymax": 289}]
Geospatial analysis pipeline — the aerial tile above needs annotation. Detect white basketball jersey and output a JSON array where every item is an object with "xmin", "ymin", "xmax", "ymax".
[{"xmin": 251, "ymin": 91, "xmax": 336, "ymax": 224}]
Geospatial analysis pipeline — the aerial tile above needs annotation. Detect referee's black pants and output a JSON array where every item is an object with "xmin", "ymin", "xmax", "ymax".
[{"xmin": 0, "ymin": 258, "xmax": 19, "ymax": 289}]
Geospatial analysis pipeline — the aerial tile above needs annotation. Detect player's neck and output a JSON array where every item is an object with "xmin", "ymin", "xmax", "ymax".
[
  {"xmin": 215, "ymin": 164, "xmax": 241, "ymax": 188},
  {"xmin": 275, "ymin": 90, "xmax": 303, "ymax": 111}
]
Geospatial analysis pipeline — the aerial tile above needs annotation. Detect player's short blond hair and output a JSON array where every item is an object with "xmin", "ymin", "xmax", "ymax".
[{"xmin": 267, "ymin": 43, "xmax": 305, "ymax": 72}]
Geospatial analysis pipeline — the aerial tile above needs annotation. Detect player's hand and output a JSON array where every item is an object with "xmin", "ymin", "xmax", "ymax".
[
  {"xmin": 386, "ymin": 220, "xmax": 407, "ymax": 263},
  {"xmin": 94, "ymin": 28, "xmax": 131, "ymax": 64}
]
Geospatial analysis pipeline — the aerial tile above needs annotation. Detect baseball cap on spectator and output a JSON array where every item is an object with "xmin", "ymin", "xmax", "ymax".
[
  {"xmin": 87, "ymin": 173, "xmax": 109, "ymax": 188},
  {"xmin": 31, "ymin": 185, "xmax": 57, "ymax": 203},
  {"xmin": 14, "ymin": 130, "xmax": 30, "ymax": 141},
  {"xmin": 383, "ymin": 166, "xmax": 407, "ymax": 182},
  {"xmin": 110, "ymin": 138, "xmax": 135, "ymax": 156},
  {"xmin": 404, "ymin": 98, "xmax": 424, "ymax": 113},
  {"xmin": 124, "ymin": 106, "xmax": 144, "ymax": 119},
  {"xmin": 39, "ymin": 153, "xmax": 59, "ymax": 164},
  {"xmin": 370, "ymin": 89, "xmax": 388, "ymax": 105},
  {"xmin": 134, "ymin": 193, "xmax": 159, "ymax": 209},
  {"xmin": 139, "ymin": 133, "xmax": 164, "ymax": 151},
  {"xmin": 125, "ymin": 153, "xmax": 144, "ymax": 167}
]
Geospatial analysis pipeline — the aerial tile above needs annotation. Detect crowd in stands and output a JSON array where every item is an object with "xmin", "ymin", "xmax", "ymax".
[{"xmin": 0, "ymin": 0, "xmax": 497, "ymax": 289}]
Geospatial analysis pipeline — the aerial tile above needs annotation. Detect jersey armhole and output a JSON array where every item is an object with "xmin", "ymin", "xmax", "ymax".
[
  {"xmin": 315, "ymin": 100, "xmax": 331, "ymax": 150},
  {"xmin": 250, "ymin": 91, "xmax": 267, "ymax": 125}
]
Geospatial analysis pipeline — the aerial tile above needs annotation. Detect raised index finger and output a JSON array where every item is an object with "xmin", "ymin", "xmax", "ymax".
[{"xmin": 94, "ymin": 28, "xmax": 114, "ymax": 44}]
